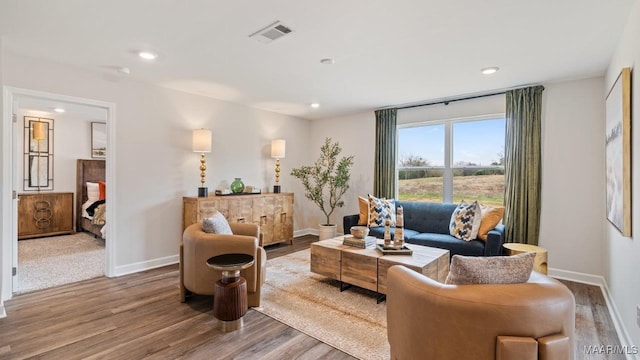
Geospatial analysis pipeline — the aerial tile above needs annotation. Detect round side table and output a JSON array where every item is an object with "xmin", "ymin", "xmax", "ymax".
[
  {"xmin": 503, "ymin": 243, "xmax": 548, "ymax": 274},
  {"xmin": 206, "ymin": 253, "xmax": 255, "ymax": 332}
]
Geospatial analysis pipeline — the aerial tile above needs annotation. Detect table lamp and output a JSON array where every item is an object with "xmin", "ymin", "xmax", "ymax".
[
  {"xmin": 271, "ymin": 139, "xmax": 286, "ymax": 193},
  {"xmin": 193, "ymin": 129, "xmax": 212, "ymax": 197}
]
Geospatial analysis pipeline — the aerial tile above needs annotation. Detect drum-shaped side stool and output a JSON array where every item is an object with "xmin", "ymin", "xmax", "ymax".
[
  {"xmin": 503, "ymin": 243, "xmax": 548, "ymax": 274},
  {"xmin": 206, "ymin": 253, "xmax": 255, "ymax": 332}
]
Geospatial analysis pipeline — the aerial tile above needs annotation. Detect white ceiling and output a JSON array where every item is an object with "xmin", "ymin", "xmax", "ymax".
[{"xmin": 0, "ymin": 0, "xmax": 635, "ymax": 120}]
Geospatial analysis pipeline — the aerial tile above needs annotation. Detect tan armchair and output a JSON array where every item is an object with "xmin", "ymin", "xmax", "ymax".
[
  {"xmin": 180, "ymin": 222, "xmax": 266, "ymax": 307},
  {"xmin": 386, "ymin": 266, "xmax": 575, "ymax": 360}
]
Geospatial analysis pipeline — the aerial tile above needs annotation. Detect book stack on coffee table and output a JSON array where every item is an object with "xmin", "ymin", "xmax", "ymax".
[{"xmin": 343, "ymin": 235, "xmax": 377, "ymax": 249}]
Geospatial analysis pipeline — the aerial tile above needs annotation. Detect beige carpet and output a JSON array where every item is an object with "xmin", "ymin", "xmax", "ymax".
[
  {"xmin": 256, "ymin": 249, "xmax": 389, "ymax": 360},
  {"xmin": 16, "ymin": 232, "xmax": 105, "ymax": 294}
]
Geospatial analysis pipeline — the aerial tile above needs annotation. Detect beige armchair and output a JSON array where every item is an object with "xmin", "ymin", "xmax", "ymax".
[
  {"xmin": 180, "ymin": 222, "xmax": 266, "ymax": 307},
  {"xmin": 386, "ymin": 266, "xmax": 575, "ymax": 360}
]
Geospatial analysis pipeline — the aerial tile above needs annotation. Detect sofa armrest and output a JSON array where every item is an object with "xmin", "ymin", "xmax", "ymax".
[
  {"xmin": 484, "ymin": 223, "xmax": 505, "ymax": 256},
  {"xmin": 343, "ymin": 214, "xmax": 360, "ymax": 235}
]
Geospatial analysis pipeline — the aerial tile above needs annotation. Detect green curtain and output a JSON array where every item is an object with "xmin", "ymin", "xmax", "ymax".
[
  {"xmin": 504, "ymin": 86, "xmax": 544, "ymax": 245},
  {"xmin": 374, "ymin": 108, "xmax": 397, "ymax": 199}
]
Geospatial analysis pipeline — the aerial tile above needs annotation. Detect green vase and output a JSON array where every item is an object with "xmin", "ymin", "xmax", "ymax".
[{"xmin": 230, "ymin": 178, "xmax": 245, "ymax": 193}]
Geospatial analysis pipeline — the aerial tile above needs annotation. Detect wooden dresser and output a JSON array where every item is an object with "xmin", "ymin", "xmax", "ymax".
[
  {"xmin": 183, "ymin": 193, "xmax": 294, "ymax": 247},
  {"xmin": 18, "ymin": 192, "xmax": 74, "ymax": 239}
]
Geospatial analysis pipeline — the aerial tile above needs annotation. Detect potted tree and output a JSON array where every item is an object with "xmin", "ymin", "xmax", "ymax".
[{"xmin": 291, "ymin": 137, "xmax": 354, "ymax": 240}]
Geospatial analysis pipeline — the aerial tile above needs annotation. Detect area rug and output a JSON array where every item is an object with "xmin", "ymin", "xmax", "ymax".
[
  {"xmin": 16, "ymin": 232, "xmax": 105, "ymax": 294},
  {"xmin": 256, "ymin": 249, "xmax": 389, "ymax": 360}
]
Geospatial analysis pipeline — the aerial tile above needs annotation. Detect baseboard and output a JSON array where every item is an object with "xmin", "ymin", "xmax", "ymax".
[
  {"xmin": 114, "ymin": 254, "xmax": 179, "ymax": 277},
  {"xmin": 548, "ymin": 268, "xmax": 638, "ymax": 360},
  {"xmin": 548, "ymin": 267, "xmax": 605, "ymax": 286},
  {"xmin": 294, "ymin": 228, "xmax": 317, "ymax": 237},
  {"xmin": 0, "ymin": 303, "xmax": 6, "ymax": 318}
]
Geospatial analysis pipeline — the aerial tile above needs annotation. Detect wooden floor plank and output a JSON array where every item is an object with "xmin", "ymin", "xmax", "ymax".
[{"xmin": 0, "ymin": 236, "xmax": 623, "ymax": 360}]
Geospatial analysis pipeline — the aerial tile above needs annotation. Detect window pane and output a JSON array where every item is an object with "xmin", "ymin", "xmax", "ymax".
[
  {"xmin": 398, "ymin": 168, "xmax": 444, "ymax": 203},
  {"xmin": 398, "ymin": 124, "xmax": 445, "ymax": 203},
  {"xmin": 453, "ymin": 119, "xmax": 505, "ymax": 167},
  {"xmin": 452, "ymin": 172, "xmax": 505, "ymax": 207},
  {"xmin": 398, "ymin": 125, "xmax": 444, "ymax": 167}
]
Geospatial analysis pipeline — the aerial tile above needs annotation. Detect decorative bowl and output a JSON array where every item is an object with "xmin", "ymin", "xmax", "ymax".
[{"xmin": 350, "ymin": 226, "xmax": 370, "ymax": 239}]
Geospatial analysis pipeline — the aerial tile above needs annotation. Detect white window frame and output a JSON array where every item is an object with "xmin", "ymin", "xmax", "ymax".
[{"xmin": 397, "ymin": 113, "xmax": 505, "ymax": 202}]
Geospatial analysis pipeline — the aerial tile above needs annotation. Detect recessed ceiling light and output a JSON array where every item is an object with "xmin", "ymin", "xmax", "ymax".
[
  {"xmin": 138, "ymin": 51, "xmax": 158, "ymax": 60},
  {"xmin": 54, "ymin": 108, "xmax": 65, "ymax": 113},
  {"xmin": 310, "ymin": 103, "xmax": 320, "ymax": 108},
  {"xmin": 481, "ymin": 66, "xmax": 499, "ymax": 75},
  {"xmin": 320, "ymin": 58, "xmax": 335, "ymax": 65}
]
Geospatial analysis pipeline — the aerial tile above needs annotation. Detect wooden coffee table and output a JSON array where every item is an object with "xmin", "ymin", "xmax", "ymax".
[{"xmin": 310, "ymin": 237, "xmax": 449, "ymax": 302}]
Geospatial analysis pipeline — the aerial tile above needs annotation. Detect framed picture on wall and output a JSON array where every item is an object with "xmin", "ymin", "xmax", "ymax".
[
  {"xmin": 605, "ymin": 67, "xmax": 632, "ymax": 237},
  {"xmin": 91, "ymin": 122, "xmax": 107, "ymax": 158},
  {"xmin": 23, "ymin": 117, "xmax": 54, "ymax": 191}
]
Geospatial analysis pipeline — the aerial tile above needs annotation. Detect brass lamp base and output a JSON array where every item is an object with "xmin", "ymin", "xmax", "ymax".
[{"xmin": 198, "ymin": 187, "xmax": 208, "ymax": 197}]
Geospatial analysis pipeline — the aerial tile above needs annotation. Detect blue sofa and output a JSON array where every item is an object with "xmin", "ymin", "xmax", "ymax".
[{"xmin": 343, "ymin": 201, "xmax": 505, "ymax": 257}]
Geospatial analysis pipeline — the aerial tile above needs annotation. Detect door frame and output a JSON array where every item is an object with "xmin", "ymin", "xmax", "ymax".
[{"xmin": 1, "ymin": 86, "xmax": 117, "ymax": 302}]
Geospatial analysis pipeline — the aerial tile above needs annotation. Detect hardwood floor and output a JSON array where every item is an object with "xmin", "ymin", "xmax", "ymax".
[{"xmin": 0, "ymin": 235, "xmax": 623, "ymax": 359}]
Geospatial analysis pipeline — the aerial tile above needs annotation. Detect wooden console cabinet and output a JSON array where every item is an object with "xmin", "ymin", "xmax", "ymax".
[
  {"xmin": 18, "ymin": 192, "xmax": 74, "ymax": 239},
  {"xmin": 183, "ymin": 193, "xmax": 294, "ymax": 247}
]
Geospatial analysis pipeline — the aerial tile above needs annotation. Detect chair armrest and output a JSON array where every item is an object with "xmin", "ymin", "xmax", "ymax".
[
  {"xmin": 484, "ymin": 223, "xmax": 505, "ymax": 256},
  {"xmin": 343, "ymin": 214, "xmax": 360, "ymax": 235},
  {"xmin": 230, "ymin": 222, "xmax": 260, "ymax": 238}
]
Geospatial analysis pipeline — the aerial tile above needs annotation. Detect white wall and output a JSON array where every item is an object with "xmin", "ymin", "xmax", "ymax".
[
  {"xmin": 539, "ymin": 77, "xmax": 606, "ymax": 277},
  {"xmin": 604, "ymin": 0, "xmax": 640, "ymax": 347},
  {"xmin": 0, "ymin": 37, "xmax": 6, "ymax": 315},
  {"xmin": 2, "ymin": 52, "xmax": 310, "ymax": 274}
]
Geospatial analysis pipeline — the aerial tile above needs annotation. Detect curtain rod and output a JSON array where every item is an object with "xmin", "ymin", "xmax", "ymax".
[{"xmin": 398, "ymin": 91, "xmax": 506, "ymax": 110}]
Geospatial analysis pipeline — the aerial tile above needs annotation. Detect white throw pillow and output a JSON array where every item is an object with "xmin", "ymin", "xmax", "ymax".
[
  {"xmin": 449, "ymin": 200, "xmax": 482, "ymax": 241},
  {"xmin": 202, "ymin": 211, "xmax": 233, "ymax": 234},
  {"xmin": 86, "ymin": 182, "xmax": 100, "ymax": 202}
]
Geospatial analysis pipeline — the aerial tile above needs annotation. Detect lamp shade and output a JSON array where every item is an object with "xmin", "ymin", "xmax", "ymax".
[
  {"xmin": 32, "ymin": 122, "xmax": 47, "ymax": 140},
  {"xmin": 271, "ymin": 139, "xmax": 286, "ymax": 159},
  {"xmin": 192, "ymin": 129, "xmax": 212, "ymax": 153}
]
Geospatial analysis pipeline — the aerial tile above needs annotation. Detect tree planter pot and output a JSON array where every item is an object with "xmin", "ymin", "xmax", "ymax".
[{"xmin": 318, "ymin": 224, "xmax": 337, "ymax": 240}]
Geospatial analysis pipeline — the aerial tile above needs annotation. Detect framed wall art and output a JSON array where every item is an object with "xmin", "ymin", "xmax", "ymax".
[
  {"xmin": 91, "ymin": 122, "xmax": 107, "ymax": 158},
  {"xmin": 23, "ymin": 117, "xmax": 54, "ymax": 191},
  {"xmin": 605, "ymin": 67, "xmax": 632, "ymax": 237}
]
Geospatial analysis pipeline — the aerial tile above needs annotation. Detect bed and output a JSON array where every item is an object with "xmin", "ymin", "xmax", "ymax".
[{"xmin": 76, "ymin": 159, "xmax": 106, "ymax": 239}]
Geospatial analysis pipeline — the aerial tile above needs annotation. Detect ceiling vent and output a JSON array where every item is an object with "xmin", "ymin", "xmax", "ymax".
[{"xmin": 249, "ymin": 21, "xmax": 292, "ymax": 44}]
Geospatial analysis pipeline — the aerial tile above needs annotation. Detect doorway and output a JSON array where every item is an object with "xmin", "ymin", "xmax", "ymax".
[{"xmin": 1, "ymin": 87, "xmax": 116, "ymax": 301}]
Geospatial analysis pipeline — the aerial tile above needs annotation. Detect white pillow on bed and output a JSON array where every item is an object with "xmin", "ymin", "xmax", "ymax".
[{"xmin": 86, "ymin": 182, "xmax": 100, "ymax": 201}]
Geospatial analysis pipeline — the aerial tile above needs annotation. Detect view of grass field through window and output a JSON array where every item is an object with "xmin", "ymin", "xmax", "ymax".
[{"xmin": 398, "ymin": 118, "xmax": 505, "ymax": 207}]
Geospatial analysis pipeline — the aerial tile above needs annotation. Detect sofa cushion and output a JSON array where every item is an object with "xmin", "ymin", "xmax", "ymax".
[
  {"xmin": 368, "ymin": 195, "xmax": 396, "ymax": 227},
  {"xmin": 370, "ymin": 226, "xmax": 419, "ymax": 240},
  {"xmin": 407, "ymin": 232, "xmax": 485, "ymax": 257},
  {"xmin": 478, "ymin": 204, "xmax": 505, "ymax": 241},
  {"xmin": 444, "ymin": 252, "xmax": 536, "ymax": 285},
  {"xmin": 397, "ymin": 201, "xmax": 457, "ymax": 234},
  {"xmin": 449, "ymin": 200, "xmax": 482, "ymax": 241}
]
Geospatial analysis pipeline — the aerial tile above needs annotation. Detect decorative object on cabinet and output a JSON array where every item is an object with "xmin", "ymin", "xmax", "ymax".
[
  {"xmin": 192, "ymin": 128, "xmax": 212, "ymax": 197},
  {"xmin": 183, "ymin": 193, "xmax": 294, "ymax": 247},
  {"xmin": 605, "ymin": 67, "xmax": 632, "ymax": 237},
  {"xmin": 18, "ymin": 192, "xmax": 73, "ymax": 239},
  {"xmin": 291, "ymin": 137, "xmax": 354, "ymax": 239},
  {"xmin": 271, "ymin": 139, "xmax": 286, "ymax": 193},
  {"xmin": 230, "ymin": 178, "xmax": 245, "ymax": 194},
  {"xmin": 91, "ymin": 122, "xmax": 107, "ymax": 158},
  {"xmin": 23, "ymin": 117, "xmax": 54, "ymax": 191}
]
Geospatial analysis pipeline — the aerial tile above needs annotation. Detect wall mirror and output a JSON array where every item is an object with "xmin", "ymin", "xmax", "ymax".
[
  {"xmin": 91, "ymin": 122, "xmax": 106, "ymax": 158},
  {"xmin": 23, "ymin": 116, "xmax": 54, "ymax": 191}
]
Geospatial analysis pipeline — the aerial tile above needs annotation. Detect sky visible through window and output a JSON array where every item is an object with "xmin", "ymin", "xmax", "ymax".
[{"xmin": 398, "ymin": 118, "xmax": 505, "ymax": 166}]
